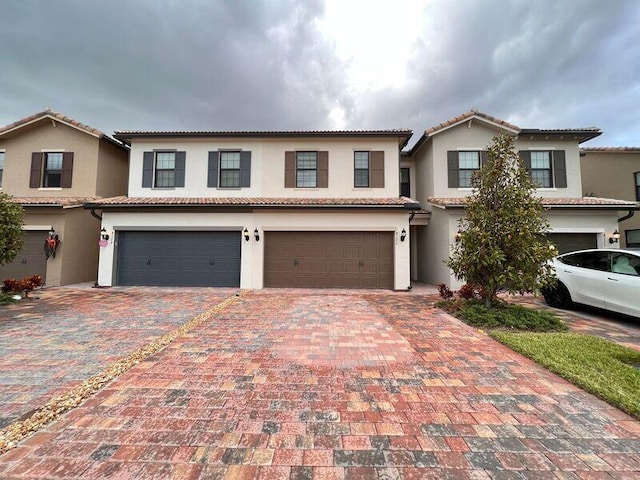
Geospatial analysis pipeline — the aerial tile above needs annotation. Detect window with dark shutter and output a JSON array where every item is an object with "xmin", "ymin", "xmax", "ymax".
[
  {"xmin": 30, "ymin": 152, "xmax": 43, "ymax": 188},
  {"xmin": 354, "ymin": 151, "xmax": 369, "ymax": 187},
  {"xmin": 219, "ymin": 151, "xmax": 241, "ymax": 188},
  {"xmin": 370, "ymin": 151, "xmax": 384, "ymax": 188},
  {"xmin": 400, "ymin": 168, "xmax": 410, "ymax": 197},
  {"xmin": 0, "ymin": 151, "xmax": 4, "ymax": 188},
  {"xmin": 296, "ymin": 152, "xmax": 317, "ymax": 187}
]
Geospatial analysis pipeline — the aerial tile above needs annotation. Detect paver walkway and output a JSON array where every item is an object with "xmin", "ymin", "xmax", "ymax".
[
  {"xmin": 0, "ymin": 287, "xmax": 236, "ymax": 429},
  {"xmin": 1, "ymin": 291, "xmax": 638, "ymax": 479}
]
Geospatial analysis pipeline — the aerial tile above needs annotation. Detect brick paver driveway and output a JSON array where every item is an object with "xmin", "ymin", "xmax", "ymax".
[
  {"xmin": 1, "ymin": 290, "xmax": 639, "ymax": 478},
  {"xmin": 0, "ymin": 287, "xmax": 236, "ymax": 429}
]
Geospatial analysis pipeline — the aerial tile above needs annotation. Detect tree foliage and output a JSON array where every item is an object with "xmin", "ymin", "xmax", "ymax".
[
  {"xmin": 0, "ymin": 192, "xmax": 24, "ymax": 266},
  {"xmin": 446, "ymin": 133, "xmax": 557, "ymax": 308}
]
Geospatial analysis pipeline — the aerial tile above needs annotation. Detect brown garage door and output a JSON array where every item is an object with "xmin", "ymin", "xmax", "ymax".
[
  {"xmin": 0, "ymin": 231, "xmax": 47, "ymax": 282},
  {"xmin": 547, "ymin": 233, "xmax": 597, "ymax": 254},
  {"xmin": 264, "ymin": 231, "xmax": 394, "ymax": 289}
]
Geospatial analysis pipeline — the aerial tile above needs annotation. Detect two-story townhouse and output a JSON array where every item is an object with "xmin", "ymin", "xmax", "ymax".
[
  {"xmin": 86, "ymin": 130, "xmax": 419, "ymax": 290},
  {"xmin": 406, "ymin": 111, "xmax": 637, "ymax": 289},
  {"xmin": 580, "ymin": 147, "xmax": 640, "ymax": 248},
  {"xmin": 0, "ymin": 110, "xmax": 129, "ymax": 286}
]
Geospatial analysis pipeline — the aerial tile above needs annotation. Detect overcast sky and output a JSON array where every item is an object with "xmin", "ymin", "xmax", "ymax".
[{"xmin": 1, "ymin": 0, "xmax": 639, "ymax": 149}]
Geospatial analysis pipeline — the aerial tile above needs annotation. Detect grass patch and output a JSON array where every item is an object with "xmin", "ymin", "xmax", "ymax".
[
  {"xmin": 438, "ymin": 299, "xmax": 567, "ymax": 332},
  {"xmin": 492, "ymin": 331, "xmax": 640, "ymax": 419}
]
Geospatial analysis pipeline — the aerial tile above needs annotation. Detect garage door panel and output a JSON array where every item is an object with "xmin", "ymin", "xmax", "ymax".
[
  {"xmin": 0, "ymin": 231, "xmax": 48, "ymax": 282},
  {"xmin": 547, "ymin": 233, "xmax": 597, "ymax": 254},
  {"xmin": 117, "ymin": 231, "xmax": 241, "ymax": 287},
  {"xmin": 264, "ymin": 231, "xmax": 394, "ymax": 289}
]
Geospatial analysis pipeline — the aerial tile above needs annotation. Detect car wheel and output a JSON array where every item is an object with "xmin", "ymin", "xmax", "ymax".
[{"xmin": 542, "ymin": 282, "xmax": 572, "ymax": 309}]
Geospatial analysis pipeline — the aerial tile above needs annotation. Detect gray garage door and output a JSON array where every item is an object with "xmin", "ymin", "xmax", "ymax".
[
  {"xmin": 116, "ymin": 231, "xmax": 241, "ymax": 287},
  {"xmin": 0, "ymin": 230, "xmax": 47, "ymax": 282},
  {"xmin": 264, "ymin": 231, "xmax": 394, "ymax": 289},
  {"xmin": 547, "ymin": 233, "xmax": 597, "ymax": 254}
]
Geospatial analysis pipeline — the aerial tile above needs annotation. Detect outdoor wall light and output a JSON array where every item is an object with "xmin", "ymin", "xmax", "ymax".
[
  {"xmin": 48, "ymin": 228, "xmax": 56, "ymax": 238},
  {"xmin": 100, "ymin": 228, "xmax": 110, "ymax": 241},
  {"xmin": 400, "ymin": 228, "xmax": 406, "ymax": 242},
  {"xmin": 243, "ymin": 228, "xmax": 250, "ymax": 241},
  {"xmin": 455, "ymin": 229, "xmax": 462, "ymax": 242},
  {"xmin": 254, "ymin": 228, "xmax": 260, "ymax": 241},
  {"xmin": 609, "ymin": 229, "xmax": 620, "ymax": 244}
]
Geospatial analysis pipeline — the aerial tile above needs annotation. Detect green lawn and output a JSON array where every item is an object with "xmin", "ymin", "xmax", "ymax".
[{"xmin": 491, "ymin": 331, "xmax": 640, "ymax": 419}]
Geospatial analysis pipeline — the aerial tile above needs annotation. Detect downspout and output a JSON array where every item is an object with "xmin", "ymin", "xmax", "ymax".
[
  {"xmin": 90, "ymin": 209, "xmax": 102, "ymax": 221},
  {"xmin": 618, "ymin": 209, "xmax": 635, "ymax": 222}
]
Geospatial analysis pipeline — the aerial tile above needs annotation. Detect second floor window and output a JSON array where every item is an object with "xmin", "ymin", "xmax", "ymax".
[
  {"xmin": 155, "ymin": 152, "xmax": 176, "ymax": 188},
  {"xmin": 530, "ymin": 151, "xmax": 552, "ymax": 187},
  {"xmin": 635, "ymin": 172, "xmax": 640, "ymax": 201},
  {"xmin": 354, "ymin": 151, "xmax": 369, "ymax": 187},
  {"xmin": 43, "ymin": 152, "xmax": 63, "ymax": 187},
  {"xmin": 400, "ymin": 168, "xmax": 410, "ymax": 197},
  {"xmin": 219, "ymin": 151, "xmax": 241, "ymax": 188},
  {"xmin": 296, "ymin": 152, "xmax": 317, "ymax": 188},
  {"xmin": 458, "ymin": 151, "xmax": 480, "ymax": 188},
  {"xmin": 0, "ymin": 151, "xmax": 4, "ymax": 187}
]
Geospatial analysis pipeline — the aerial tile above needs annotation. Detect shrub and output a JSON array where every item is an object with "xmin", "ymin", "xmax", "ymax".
[
  {"xmin": 437, "ymin": 283, "xmax": 454, "ymax": 300},
  {"xmin": 457, "ymin": 301, "xmax": 567, "ymax": 332},
  {"xmin": 458, "ymin": 283, "xmax": 480, "ymax": 300},
  {"xmin": 2, "ymin": 275, "xmax": 44, "ymax": 297}
]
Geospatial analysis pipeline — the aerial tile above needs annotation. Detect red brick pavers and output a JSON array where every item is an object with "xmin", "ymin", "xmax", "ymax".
[
  {"xmin": 0, "ymin": 286, "xmax": 236, "ymax": 429},
  {"xmin": 1, "ymin": 291, "xmax": 639, "ymax": 479},
  {"xmin": 506, "ymin": 294, "xmax": 640, "ymax": 352}
]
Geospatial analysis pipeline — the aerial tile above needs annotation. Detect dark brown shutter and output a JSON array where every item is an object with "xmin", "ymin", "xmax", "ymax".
[
  {"xmin": 142, "ymin": 151, "xmax": 154, "ymax": 187},
  {"xmin": 553, "ymin": 150, "xmax": 567, "ymax": 188},
  {"xmin": 370, "ymin": 151, "xmax": 385, "ymax": 188},
  {"xmin": 207, "ymin": 151, "xmax": 219, "ymax": 187},
  {"xmin": 284, "ymin": 151, "xmax": 295, "ymax": 188},
  {"xmin": 174, "ymin": 151, "xmax": 186, "ymax": 187},
  {"xmin": 447, "ymin": 151, "xmax": 459, "ymax": 188},
  {"xmin": 519, "ymin": 151, "xmax": 532, "ymax": 176},
  {"xmin": 240, "ymin": 151, "xmax": 251, "ymax": 187},
  {"xmin": 480, "ymin": 151, "xmax": 489, "ymax": 168},
  {"xmin": 29, "ymin": 152, "xmax": 43, "ymax": 188},
  {"xmin": 318, "ymin": 151, "xmax": 329, "ymax": 188},
  {"xmin": 60, "ymin": 152, "xmax": 74, "ymax": 188}
]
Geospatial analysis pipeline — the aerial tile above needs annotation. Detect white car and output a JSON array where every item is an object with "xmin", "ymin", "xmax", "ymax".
[{"xmin": 542, "ymin": 248, "xmax": 640, "ymax": 318}]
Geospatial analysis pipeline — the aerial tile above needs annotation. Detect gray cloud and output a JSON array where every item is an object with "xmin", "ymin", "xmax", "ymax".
[{"xmin": 1, "ymin": 0, "xmax": 638, "ymax": 148}]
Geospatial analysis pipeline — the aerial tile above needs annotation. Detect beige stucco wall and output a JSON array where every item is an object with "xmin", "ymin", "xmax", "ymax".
[
  {"xmin": 58, "ymin": 207, "xmax": 101, "ymax": 285},
  {"xmin": 0, "ymin": 120, "xmax": 100, "ymax": 197},
  {"xmin": 96, "ymin": 140, "xmax": 129, "ymax": 197},
  {"xmin": 127, "ymin": 137, "xmax": 402, "ymax": 198},
  {"xmin": 21, "ymin": 207, "xmax": 100, "ymax": 286},
  {"xmin": 98, "ymin": 209, "xmax": 411, "ymax": 290},
  {"xmin": 581, "ymin": 151, "xmax": 640, "ymax": 247}
]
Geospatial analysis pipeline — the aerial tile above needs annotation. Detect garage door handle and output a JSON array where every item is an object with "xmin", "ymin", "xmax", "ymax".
[
  {"xmin": 293, "ymin": 259, "xmax": 298, "ymax": 266},
  {"xmin": 22, "ymin": 259, "xmax": 27, "ymax": 264},
  {"xmin": 607, "ymin": 277, "xmax": 619, "ymax": 282},
  {"xmin": 210, "ymin": 260, "xmax": 215, "ymax": 267},
  {"xmin": 359, "ymin": 260, "xmax": 364, "ymax": 267},
  {"xmin": 146, "ymin": 257, "xmax": 152, "ymax": 265}
]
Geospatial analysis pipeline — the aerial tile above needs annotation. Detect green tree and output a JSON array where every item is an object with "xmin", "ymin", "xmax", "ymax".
[
  {"xmin": 0, "ymin": 192, "xmax": 24, "ymax": 266},
  {"xmin": 446, "ymin": 132, "xmax": 557, "ymax": 308}
]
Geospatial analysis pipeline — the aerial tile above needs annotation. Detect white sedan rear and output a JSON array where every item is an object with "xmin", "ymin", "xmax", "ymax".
[{"xmin": 542, "ymin": 248, "xmax": 640, "ymax": 318}]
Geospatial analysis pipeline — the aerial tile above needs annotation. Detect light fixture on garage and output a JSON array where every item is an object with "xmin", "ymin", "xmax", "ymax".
[
  {"xmin": 400, "ymin": 228, "xmax": 406, "ymax": 242},
  {"xmin": 100, "ymin": 228, "xmax": 110, "ymax": 241},
  {"xmin": 48, "ymin": 227, "xmax": 56, "ymax": 238},
  {"xmin": 609, "ymin": 229, "xmax": 620, "ymax": 244},
  {"xmin": 243, "ymin": 228, "xmax": 250, "ymax": 241},
  {"xmin": 254, "ymin": 228, "xmax": 260, "ymax": 241},
  {"xmin": 455, "ymin": 229, "xmax": 462, "ymax": 242}
]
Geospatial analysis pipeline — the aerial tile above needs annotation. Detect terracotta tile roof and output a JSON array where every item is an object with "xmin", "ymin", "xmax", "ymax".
[
  {"xmin": 581, "ymin": 147, "xmax": 640, "ymax": 153},
  {"xmin": 424, "ymin": 110, "xmax": 520, "ymax": 136},
  {"xmin": 427, "ymin": 196, "xmax": 638, "ymax": 209},
  {"xmin": 11, "ymin": 197, "xmax": 98, "ymax": 208},
  {"xmin": 86, "ymin": 196, "xmax": 421, "ymax": 209},
  {"xmin": 114, "ymin": 129, "xmax": 414, "ymax": 149},
  {"xmin": 0, "ymin": 109, "xmax": 127, "ymax": 150}
]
